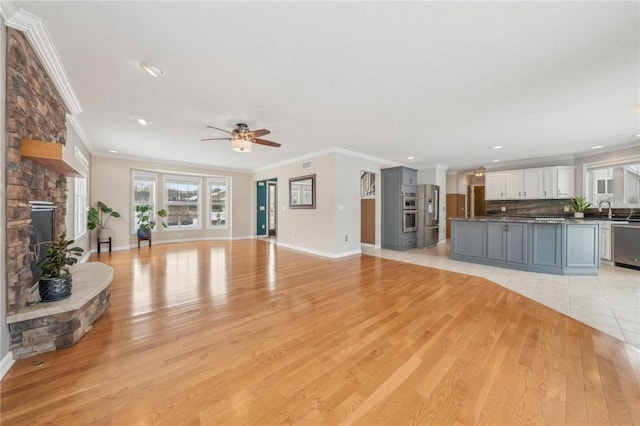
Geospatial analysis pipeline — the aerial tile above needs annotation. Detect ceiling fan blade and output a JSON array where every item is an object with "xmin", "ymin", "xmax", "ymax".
[
  {"xmin": 201, "ymin": 137, "xmax": 231, "ymax": 141},
  {"xmin": 249, "ymin": 129, "xmax": 270, "ymax": 138},
  {"xmin": 254, "ymin": 138, "xmax": 281, "ymax": 148},
  {"xmin": 206, "ymin": 125, "xmax": 232, "ymax": 134}
]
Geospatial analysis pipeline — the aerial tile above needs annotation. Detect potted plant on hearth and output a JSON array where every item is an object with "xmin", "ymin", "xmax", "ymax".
[
  {"xmin": 135, "ymin": 204, "xmax": 168, "ymax": 239},
  {"xmin": 88, "ymin": 201, "xmax": 121, "ymax": 240},
  {"xmin": 567, "ymin": 196, "xmax": 591, "ymax": 218},
  {"xmin": 37, "ymin": 233, "xmax": 84, "ymax": 301}
]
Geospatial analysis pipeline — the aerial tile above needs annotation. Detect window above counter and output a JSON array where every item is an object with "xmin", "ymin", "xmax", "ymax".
[{"xmin": 584, "ymin": 157, "xmax": 640, "ymax": 208}]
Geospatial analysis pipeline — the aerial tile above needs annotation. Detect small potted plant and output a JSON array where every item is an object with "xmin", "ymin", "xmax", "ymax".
[
  {"xmin": 88, "ymin": 201, "xmax": 121, "ymax": 240},
  {"xmin": 37, "ymin": 233, "xmax": 84, "ymax": 301},
  {"xmin": 567, "ymin": 196, "xmax": 591, "ymax": 218},
  {"xmin": 135, "ymin": 204, "xmax": 168, "ymax": 239}
]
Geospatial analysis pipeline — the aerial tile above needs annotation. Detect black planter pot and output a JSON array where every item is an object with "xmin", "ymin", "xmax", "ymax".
[
  {"xmin": 39, "ymin": 275, "xmax": 73, "ymax": 302},
  {"xmin": 137, "ymin": 228, "xmax": 151, "ymax": 239}
]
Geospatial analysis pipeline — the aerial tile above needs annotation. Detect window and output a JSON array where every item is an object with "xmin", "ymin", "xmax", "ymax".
[
  {"xmin": 208, "ymin": 178, "xmax": 229, "ymax": 228},
  {"xmin": 165, "ymin": 176, "xmax": 200, "ymax": 229},
  {"xmin": 586, "ymin": 158, "xmax": 640, "ymax": 207},
  {"xmin": 74, "ymin": 177, "xmax": 87, "ymax": 237},
  {"xmin": 132, "ymin": 171, "xmax": 157, "ymax": 232}
]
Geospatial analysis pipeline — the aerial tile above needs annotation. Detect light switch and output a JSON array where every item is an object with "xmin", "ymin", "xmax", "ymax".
[{"xmin": 338, "ymin": 205, "xmax": 345, "ymax": 211}]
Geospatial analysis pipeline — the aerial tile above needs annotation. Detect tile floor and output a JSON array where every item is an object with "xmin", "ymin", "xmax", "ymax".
[{"xmin": 362, "ymin": 242, "xmax": 640, "ymax": 349}]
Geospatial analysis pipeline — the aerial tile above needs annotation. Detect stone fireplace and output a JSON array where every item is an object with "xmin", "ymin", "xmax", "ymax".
[
  {"xmin": 5, "ymin": 28, "xmax": 69, "ymax": 316},
  {"xmin": 5, "ymin": 28, "xmax": 112, "ymax": 359}
]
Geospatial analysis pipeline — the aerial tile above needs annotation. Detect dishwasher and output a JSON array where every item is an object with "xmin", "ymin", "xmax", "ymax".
[{"xmin": 613, "ymin": 223, "xmax": 640, "ymax": 270}]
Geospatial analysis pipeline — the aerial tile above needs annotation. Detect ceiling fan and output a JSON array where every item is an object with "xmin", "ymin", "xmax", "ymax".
[{"xmin": 201, "ymin": 123, "xmax": 281, "ymax": 152}]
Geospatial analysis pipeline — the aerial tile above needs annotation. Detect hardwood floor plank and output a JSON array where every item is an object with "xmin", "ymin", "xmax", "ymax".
[{"xmin": 1, "ymin": 240, "xmax": 637, "ymax": 425}]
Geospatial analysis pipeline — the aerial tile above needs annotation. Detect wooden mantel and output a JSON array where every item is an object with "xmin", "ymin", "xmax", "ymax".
[{"xmin": 21, "ymin": 138, "xmax": 87, "ymax": 177}]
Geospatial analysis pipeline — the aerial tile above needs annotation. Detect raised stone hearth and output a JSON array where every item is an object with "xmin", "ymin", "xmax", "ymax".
[{"xmin": 7, "ymin": 263, "xmax": 113, "ymax": 359}]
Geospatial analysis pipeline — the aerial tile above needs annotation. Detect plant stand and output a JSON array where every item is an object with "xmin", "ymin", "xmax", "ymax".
[
  {"xmin": 138, "ymin": 234, "xmax": 152, "ymax": 248},
  {"xmin": 97, "ymin": 237, "xmax": 112, "ymax": 253}
]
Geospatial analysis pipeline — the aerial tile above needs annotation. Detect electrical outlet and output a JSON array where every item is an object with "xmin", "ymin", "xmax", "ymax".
[
  {"xmin": 501, "ymin": 206, "xmax": 506, "ymax": 212},
  {"xmin": 564, "ymin": 205, "xmax": 570, "ymax": 212},
  {"xmin": 344, "ymin": 235, "xmax": 348, "ymax": 242}
]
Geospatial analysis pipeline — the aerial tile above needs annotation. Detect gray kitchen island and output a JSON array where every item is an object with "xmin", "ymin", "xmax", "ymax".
[{"xmin": 450, "ymin": 217, "xmax": 600, "ymax": 275}]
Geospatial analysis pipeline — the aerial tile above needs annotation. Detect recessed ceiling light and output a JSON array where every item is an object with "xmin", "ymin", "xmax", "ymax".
[
  {"xmin": 140, "ymin": 62, "xmax": 164, "ymax": 78},
  {"xmin": 493, "ymin": 146, "xmax": 503, "ymax": 149},
  {"xmin": 137, "ymin": 118, "xmax": 148, "ymax": 126},
  {"xmin": 635, "ymin": 134, "xmax": 640, "ymax": 138},
  {"xmin": 108, "ymin": 150, "xmax": 119, "ymax": 154},
  {"xmin": 591, "ymin": 145, "xmax": 604, "ymax": 149},
  {"xmin": 407, "ymin": 156, "xmax": 415, "ymax": 160},
  {"xmin": 492, "ymin": 159, "xmax": 500, "ymax": 163}
]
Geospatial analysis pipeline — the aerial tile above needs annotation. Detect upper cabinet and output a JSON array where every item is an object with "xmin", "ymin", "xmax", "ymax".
[
  {"xmin": 543, "ymin": 166, "xmax": 574, "ymax": 199},
  {"xmin": 402, "ymin": 168, "xmax": 417, "ymax": 186},
  {"xmin": 485, "ymin": 173, "xmax": 506, "ymax": 200},
  {"xmin": 486, "ymin": 166, "xmax": 574, "ymax": 200}
]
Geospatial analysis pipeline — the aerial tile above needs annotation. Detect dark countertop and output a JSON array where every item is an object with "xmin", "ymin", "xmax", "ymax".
[{"xmin": 450, "ymin": 216, "xmax": 600, "ymax": 224}]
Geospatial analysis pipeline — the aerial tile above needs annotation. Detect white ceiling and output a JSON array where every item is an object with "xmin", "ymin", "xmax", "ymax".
[{"xmin": 8, "ymin": 1, "xmax": 640, "ymax": 172}]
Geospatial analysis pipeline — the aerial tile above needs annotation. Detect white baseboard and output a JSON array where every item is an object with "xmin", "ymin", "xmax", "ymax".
[
  {"xmin": 276, "ymin": 242, "xmax": 361, "ymax": 259},
  {"xmin": 360, "ymin": 243, "xmax": 381, "ymax": 249},
  {"xmin": 1, "ymin": 351, "xmax": 14, "ymax": 380}
]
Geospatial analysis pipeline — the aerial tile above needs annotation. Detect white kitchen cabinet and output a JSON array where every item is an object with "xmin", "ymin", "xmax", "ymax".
[
  {"xmin": 523, "ymin": 169, "xmax": 543, "ymax": 198},
  {"xmin": 556, "ymin": 167, "xmax": 574, "ymax": 198},
  {"xmin": 543, "ymin": 166, "xmax": 575, "ymax": 198},
  {"xmin": 485, "ymin": 173, "xmax": 505, "ymax": 200},
  {"xmin": 599, "ymin": 222, "xmax": 612, "ymax": 261},
  {"xmin": 487, "ymin": 166, "xmax": 574, "ymax": 200},
  {"xmin": 504, "ymin": 171, "xmax": 522, "ymax": 199},
  {"xmin": 503, "ymin": 169, "xmax": 543, "ymax": 199}
]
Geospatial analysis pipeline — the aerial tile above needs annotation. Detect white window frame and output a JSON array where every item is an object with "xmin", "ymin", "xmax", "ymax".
[
  {"xmin": 207, "ymin": 177, "xmax": 230, "ymax": 229},
  {"xmin": 163, "ymin": 175, "xmax": 202, "ymax": 231},
  {"xmin": 73, "ymin": 176, "xmax": 87, "ymax": 238},
  {"xmin": 584, "ymin": 155, "xmax": 640, "ymax": 208},
  {"xmin": 132, "ymin": 170, "xmax": 158, "ymax": 233}
]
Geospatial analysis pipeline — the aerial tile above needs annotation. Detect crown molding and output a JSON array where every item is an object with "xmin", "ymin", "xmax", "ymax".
[{"xmin": 1, "ymin": 0, "xmax": 82, "ymax": 114}]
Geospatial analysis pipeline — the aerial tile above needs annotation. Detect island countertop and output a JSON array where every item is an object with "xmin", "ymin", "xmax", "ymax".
[
  {"xmin": 450, "ymin": 216, "xmax": 601, "ymax": 224},
  {"xmin": 450, "ymin": 218, "xmax": 600, "ymax": 275}
]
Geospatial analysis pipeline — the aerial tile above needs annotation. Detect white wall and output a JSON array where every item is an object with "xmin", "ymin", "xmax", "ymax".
[
  {"xmin": 91, "ymin": 156, "xmax": 253, "ymax": 250},
  {"xmin": 446, "ymin": 172, "xmax": 468, "ymax": 195},
  {"xmin": 253, "ymin": 153, "xmax": 339, "ymax": 256},
  {"xmin": 253, "ymin": 150, "xmax": 391, "ymax": 256}
]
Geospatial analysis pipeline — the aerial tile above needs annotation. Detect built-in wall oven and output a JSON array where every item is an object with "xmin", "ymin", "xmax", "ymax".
[
  {"xmin": 403, "ymin": 209, "xmax": 418, "ymax": 232},
  {"xmin": 402, "ymin": 192, "xmax": 418, "ymax": 232}
]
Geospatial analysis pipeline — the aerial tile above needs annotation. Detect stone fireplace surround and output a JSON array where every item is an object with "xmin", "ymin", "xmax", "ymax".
[{"xmin": 5, "ymin": 28, "xmax": 110, "ymax": 358}]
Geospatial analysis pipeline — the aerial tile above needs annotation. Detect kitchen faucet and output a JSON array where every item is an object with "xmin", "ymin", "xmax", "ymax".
[{"xmin": 598, "ymin": 200, "xmax": 612, "ymax": 219}]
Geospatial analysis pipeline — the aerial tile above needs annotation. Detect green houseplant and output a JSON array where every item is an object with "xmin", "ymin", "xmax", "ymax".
[
  {"xmin": 37, "ymin": 233, "xmax": 84, "ymax": 301},
  {"xmin": 567, "ymin": 196, "xmax": 591, "ymax": 218},
  {"xmin": 135, "ymin": 204, "xmax": 168, "ymax": 239},
  {"xmin": 88, "ymin": 201, "xmax": 121, "ymax": 240}
]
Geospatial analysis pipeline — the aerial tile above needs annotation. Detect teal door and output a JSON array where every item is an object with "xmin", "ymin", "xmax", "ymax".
[{"xmin": 256, "ymin": 181, "xmax": 267, "ymax": 236}]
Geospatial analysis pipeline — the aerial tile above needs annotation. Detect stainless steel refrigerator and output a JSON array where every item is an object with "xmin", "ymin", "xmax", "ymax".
[{"xmin": 417, "ymin": 184, "xmax": 440, "ymax": 248}]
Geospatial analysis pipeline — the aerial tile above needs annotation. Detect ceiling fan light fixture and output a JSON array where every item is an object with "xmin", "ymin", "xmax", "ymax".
[
  {"xmin": 140, "ymin": 62, "xmax": 164, "ymax": 78},
  {"xmin": 231, "ymin": 137, "xmax": 252, "ymax": 153}
]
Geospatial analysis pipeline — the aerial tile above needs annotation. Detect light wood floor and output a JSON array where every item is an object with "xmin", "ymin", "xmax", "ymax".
[{"xmin": 1, "ymin": 240, "xmax": 639, "ymax": 425}]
